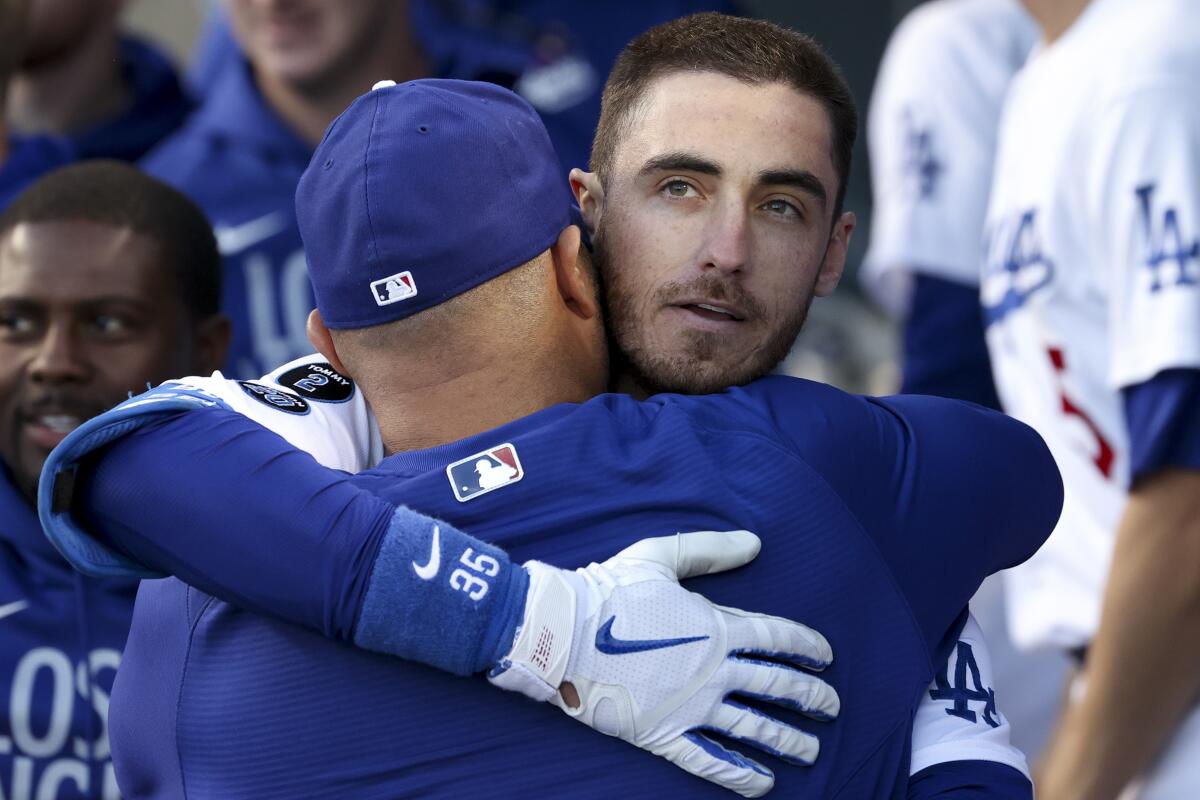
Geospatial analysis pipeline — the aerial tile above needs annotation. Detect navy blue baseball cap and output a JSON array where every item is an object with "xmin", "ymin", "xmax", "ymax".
[{"xmin": 296, "ymin": 79, "xmax": 573, "ymax": 329}]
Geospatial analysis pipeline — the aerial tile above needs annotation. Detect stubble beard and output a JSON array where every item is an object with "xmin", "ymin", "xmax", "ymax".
[{"xmin": 593, "ymin": 234, "xmax": 816, "ymax": 396}]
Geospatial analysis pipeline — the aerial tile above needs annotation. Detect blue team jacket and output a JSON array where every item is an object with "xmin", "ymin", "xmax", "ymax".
[
  {"xmin": 0, "ymin": 467, "xmax": 137, "ymax": 800},
  {"xmin": 90, "ymin": 378, "xmax": 1059, "ymax": 798}
]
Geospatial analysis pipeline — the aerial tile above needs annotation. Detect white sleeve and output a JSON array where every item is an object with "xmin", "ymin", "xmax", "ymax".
[
  {"xmin": 863, "ymin": 0, "xmax": 1035, "ymax": 314},
  {"xmin": 1088, "ymin": 81, "xmax": 1200, "ymax": 388},
  {"xmin": 909, "ymin": 613, "xmax": 1030, "ymax": 777},
  {"xmin": 170, "ymin": 353, "xmax": 384, "ymax": 471}
]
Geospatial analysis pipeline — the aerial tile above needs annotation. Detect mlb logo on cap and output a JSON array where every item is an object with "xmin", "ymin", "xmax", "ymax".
[
  {"xmin": 371, "ymin": 270, "xmax": 417, "ymax": 306},
  {"xmin": 447, "ymin": 443, "xmax": 524, "ymax": 502}
]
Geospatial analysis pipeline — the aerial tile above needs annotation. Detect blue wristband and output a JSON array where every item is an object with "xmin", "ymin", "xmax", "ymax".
[{"xmin": 353, "ymin": 506, "xmax": 529, "ymax": 675}]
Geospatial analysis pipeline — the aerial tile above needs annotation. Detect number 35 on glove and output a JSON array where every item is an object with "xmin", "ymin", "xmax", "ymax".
[{"xmin": 489, "ymin": 530, "xmax": 838, "ymax": 798}]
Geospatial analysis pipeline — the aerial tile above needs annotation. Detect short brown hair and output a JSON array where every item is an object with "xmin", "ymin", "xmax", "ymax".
[{"xmin": 591, "ymin": 13, "xmax": 858, "ymax": 216}]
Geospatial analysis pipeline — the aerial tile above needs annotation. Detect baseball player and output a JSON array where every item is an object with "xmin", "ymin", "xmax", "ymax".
[
  {"xmin": 863, "ymin": 0, "xmax": 1036, "ymax": 409},
  {"xmin": 864, "ymin": 0, "xmax": 1071, "ymax": 761},
  {"xmin": 0, "ymin": 162, "xmax": 230, "ymax": 800},
  {"xmin": 48, "ymin": 70, "xmax": 1050, "ymax": 800},
  {"xmin": 980, "ymin": 0, "xmax": 1200, "ymax": 797}
]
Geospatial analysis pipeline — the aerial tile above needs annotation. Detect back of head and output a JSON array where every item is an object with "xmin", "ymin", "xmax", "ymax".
[
  {"xmin": 296, "ymin": 79, "xmax": 585, "ymax": 383},
  {"xmin": 0, "ymin": 159, "xmax": 221, "ymax": 319},
  {"xmin": 591, "ymin": 12, "xmax": 857, "ymax": 216},
  {"xmin": 296, "ymin": 80, "xmax": 606, "ymax": 447}
]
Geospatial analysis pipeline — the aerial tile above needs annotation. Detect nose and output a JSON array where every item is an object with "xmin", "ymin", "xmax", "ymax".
[
  {"xmin": 28, "ymin": 323, "xmax": 89, "ymax": 386},
  {"xmin": 699, "ymin": 199, "xmax": 750, "ymax": 275}
]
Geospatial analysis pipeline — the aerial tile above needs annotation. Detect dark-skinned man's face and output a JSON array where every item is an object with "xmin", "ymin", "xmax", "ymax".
[{"xmin": 0, "ymin": 220, "xmax": 205, "ymax": 500}]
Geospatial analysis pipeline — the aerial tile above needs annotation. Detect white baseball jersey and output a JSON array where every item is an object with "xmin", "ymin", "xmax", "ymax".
[
  {"xmin": 863, "ymin": 0, "xmax": 1036, "ymax": 314},
  {"xmin": 161, "ymin": 353, "xmax": 1029, "ymax": 779},
  {"xmin": 983, "ymin": 0, "xmax": 1200, "ymax": 650}
]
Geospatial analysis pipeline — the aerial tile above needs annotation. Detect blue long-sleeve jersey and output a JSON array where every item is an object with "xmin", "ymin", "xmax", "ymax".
[{"xmin": 66, "ymin": 378, "xmax": 1060, "ymax": 798}]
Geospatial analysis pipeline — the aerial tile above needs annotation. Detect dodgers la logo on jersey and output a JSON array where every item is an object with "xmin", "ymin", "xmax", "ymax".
[
  {"xmin": 1136, "ymin": 183, "xmax": 1200, "ymax": 292},
  {"xmin": 371, "ymin": 270, "xmax": 417, "ymax": 306},
  {"xmin": 901, "ymin": 106, "xmax": 943, "ymax": 201},
  {"xmin": 447, "ymin": 444, "xmax": 523, "ymax": 502},
  {"xmin": 981, "ymin": 208, "xmax": 1055, "ymax": 326}
]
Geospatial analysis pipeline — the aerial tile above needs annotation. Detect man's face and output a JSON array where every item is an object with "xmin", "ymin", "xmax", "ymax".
[
  {"xmin": 583, "ymin": 71, "xmax": 854, "ymax": 395},
  {"xmin": 227, "ymin": 0, "xmax": 396, "ymax": 91},
  {"xmin": 0, "ymin": 221, "xmax": 195, "ymax": 499}
]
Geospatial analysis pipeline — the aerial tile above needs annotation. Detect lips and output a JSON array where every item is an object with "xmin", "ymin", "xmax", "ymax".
[
  {"xmin": 677, "ymin": 300, "xmax": 747, "ymax": 323},
  {"xmin": 22, "ymin": 413, "xmax": 84, "ymax": 451}
]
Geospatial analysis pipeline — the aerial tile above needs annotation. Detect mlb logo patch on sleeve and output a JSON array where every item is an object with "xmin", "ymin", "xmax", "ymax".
[{"xmin": 447, "ymin": 444, "xmax": 523, "ymax": 502}]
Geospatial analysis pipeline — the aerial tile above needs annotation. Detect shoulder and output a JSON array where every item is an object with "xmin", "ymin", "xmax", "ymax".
[
  {"xmin": 652, "ymin": 376, "xmax": 889, "ymax": 468},
  {"xmin": 139, "ymin": 121, "xmax": 218, "ymax": 186},
  {"xmin": 880, "ymin": 0, "xmax": 1034, "ymax": 92}
]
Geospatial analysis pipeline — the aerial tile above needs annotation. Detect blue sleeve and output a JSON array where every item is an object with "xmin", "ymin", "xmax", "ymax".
[
  {"xmin": 767, "ymin": 382, "xmax": 1063, "ymax": 652},
  {"xmin": 907, "ymin": 761, "xmax": 1032, "ymax": 798},
  {"xmin": 73, "ymin": 407, "xmax": 525, "ymax": 675},
  {"xmin": 902, "ymin": 274, "xmax": 1002, "ymax": 411},
  {"xmin": 1122, "ymin": 368, "xmax": 1200, "ymax": 484}
]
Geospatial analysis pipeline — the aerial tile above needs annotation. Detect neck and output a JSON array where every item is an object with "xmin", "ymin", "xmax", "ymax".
[
  {"xmin": 7, "ymin": 29, "xmax": 128, "ymax": 137},
  {"xmin": 256, "ymin": 22, "xmax": 429, "ymax": 147},
  {"xmin": 370, "ymin": 362, "xmax": 597, "ymax": 455},
  {"xmin": 1024, "ymin": 0, "xmax": 1093, "ymax": 43},
  {"xmin": 611, "ymin": 370, "xmax": 652, "ymax": 401}
]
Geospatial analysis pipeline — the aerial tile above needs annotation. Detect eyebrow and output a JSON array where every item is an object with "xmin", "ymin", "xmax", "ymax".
[
  {"xmin": 638, "ymin": 152, "xmax": 722, "ymax": 178},
  {"xmin": 757, "ymin": 169, "xmax": 828, "ymax": 211}
]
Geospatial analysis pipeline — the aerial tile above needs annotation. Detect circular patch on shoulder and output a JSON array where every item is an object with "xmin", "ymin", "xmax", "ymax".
[
  {"xmin": 239, "ymin": 381, "xmax": 310, "ymax": 415},
  {"xmin": 275, "ymin": 362, "xmax": 356, "ymax": 403}
]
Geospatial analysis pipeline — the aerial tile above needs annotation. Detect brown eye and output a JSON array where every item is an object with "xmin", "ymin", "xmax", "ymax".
[
  {"xmin": 92, "ymin": 314, "xmax": 130, "ymax": 335},
  {"xmin": 0, "ymin": 311, "xmax": 36, "ymax": 338}
]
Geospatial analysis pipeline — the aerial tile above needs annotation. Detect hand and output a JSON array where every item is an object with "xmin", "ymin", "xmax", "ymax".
[{"xmin": 489, "ymin": 530, "xmax": 838, "ymax": 797}]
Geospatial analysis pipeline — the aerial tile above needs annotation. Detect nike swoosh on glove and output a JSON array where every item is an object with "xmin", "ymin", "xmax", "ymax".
[{"xmin": 488, "ymin": 530, "xmax": 838, "ymax": 798}]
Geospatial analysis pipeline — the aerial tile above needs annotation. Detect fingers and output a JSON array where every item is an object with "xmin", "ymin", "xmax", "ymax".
[
  {"xmin": 708, "ymin": 699, "xmax": 821, "ymax": 766},
  {"xmin": 651, "ymin": 731, "xmax": 775, "ymax": 798},
  {"xmin": 722, "ymin": 607, "xmax": 834, "ymax": 672},
  {"xmin": 727, "ymin": 658, "xmax": 841, "ymax": 723},
  {"xmin": 611, "ymin": 530, "xmax": 761, "ymax": 579}
]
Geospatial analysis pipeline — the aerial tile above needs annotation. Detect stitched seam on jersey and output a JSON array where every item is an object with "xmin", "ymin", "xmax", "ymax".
[
  {"xmin": 697, "ymin": 423, "xmax": 933, "ymax": 675},
  {"xmin": 176, "ymin": 589, "xmax": 218, "ymax": 800}
]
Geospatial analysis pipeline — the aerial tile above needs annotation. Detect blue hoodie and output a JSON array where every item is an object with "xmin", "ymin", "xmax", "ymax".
[
  {"xmin": 68, "ymin": 36, "xmax": 193, "ymax": 164},
  {"xmin": 0, "ymin": 465, "xmax": 137, "ymax": 800}
]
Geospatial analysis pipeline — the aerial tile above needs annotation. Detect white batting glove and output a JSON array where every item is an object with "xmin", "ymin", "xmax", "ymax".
[{"xmin": 488, "ymin": 531, "xmax": 838, "ymax": 797}]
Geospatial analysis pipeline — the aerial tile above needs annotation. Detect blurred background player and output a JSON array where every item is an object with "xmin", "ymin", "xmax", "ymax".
[
  {"xmin": 980, "ymin": 0, "xmax": 1200, "ymax": 797},
  {"xmin": 4, "ymin": 0, "xmax": 191, "ymax": 162},
  {"xmin": 0, "ymin": 161, "xmax": 228, "ymax": 799},
  {"xmin": 147, "ymin": 0, "xmax": 737, "ymax": 379},
  {"xmin": 862, "ymin": 0, "xmax": 1069, "ymax": 762}
]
